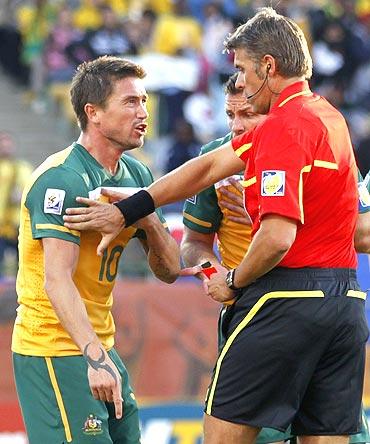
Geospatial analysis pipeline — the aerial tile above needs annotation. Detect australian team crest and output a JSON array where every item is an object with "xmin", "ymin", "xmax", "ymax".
[
  {"xmin": 43, "ymin": 188, "xmax": 65, "ymax": 215},
  {"xmin": 82, "ymin": 414, "xmax": 103, "ymax": 435},
  {"xmin": 261, "ymin": 171, "xmax": 285, "ymax": 196}
]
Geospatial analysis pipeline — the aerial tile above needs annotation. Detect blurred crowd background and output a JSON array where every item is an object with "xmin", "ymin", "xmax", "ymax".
[{"xmin": 1, "ymin": 0, "xmax": 370, "ymax": 278}]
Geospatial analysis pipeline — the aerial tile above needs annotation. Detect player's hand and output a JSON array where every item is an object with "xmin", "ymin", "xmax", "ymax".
[
  {"xmin": 179, "ymin": 265, "xmax": 204, "ymax": 276},
  {"xmin": 206, "ymin": 268, "xmax": 235, "ymax": 303},
  {"xmin": 64, "ymin": 196, "xmax": 125, "ymax": 256},
  {"xmin": 84, "ymin": 344, "xmax": 123, "ymax": 419},
  {"xmin": 219, "ymin": 178, "xmax": 251, "ymax": 225}
]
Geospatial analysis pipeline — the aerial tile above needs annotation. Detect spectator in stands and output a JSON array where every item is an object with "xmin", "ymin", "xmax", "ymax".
[
  {"xmin": 16, "ymin": 0, "xmax": 57, "ymax": 110},
  {"xmin": 66, "ymin": 5, "xmax": 137, "ymax": 66},
  {"xmin": 151, "ymin": 0, "xmax": 202, "ymax": 57},
  {"xmin": 164, "ymin": 118, "xmax": 199, "ymax": 173},
  {"xmin": 124, "ymin": 8, "xmax": 158, "ymax": 54},
  {"xmin": 44, "ymin": 6, "xmax": 82, "ymax": 83},
  {"xmin": 0, "ymin": 131, "xmax": 32, "ymax": 277}
]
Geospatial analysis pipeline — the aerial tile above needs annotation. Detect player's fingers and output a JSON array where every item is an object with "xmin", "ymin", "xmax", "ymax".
[
  {"xmin": 112, "ymin": 387, "xmax": 123, "ymax": 419},
  {"xmin": 203, "ymin": 279, "xmax": 210, "ymax": 295},
  {"xmin": 101, "ymin": 188, "xmax": 129, "ymax": 203},
  {"xmin": 179, "ymin": 265, "xmax": 203, "ymax": 276},
  {"xmin": 219, "ymin": 200, "xmax": 245, "ymax": 215},
  {"xmin": 218, "ymin": 189, "xmax": 243, "ymax": 205},
  {"xmin": 228, "ymin": 215, "xmax": 252, "ymax": 225},
  {"xmin": 229, "ymin": 177, "xmax": 244, "ymax": 193},
  {"xmin": 97, "ymin": 234, "xmax": 115, "ymax": 256},
  {"xmin": 76, "ymin": 196, "xmax": 100, "ymax": 206},
  {"xmin": 92, "ymin": 386, "xmax": 107, "ymax": 402}
]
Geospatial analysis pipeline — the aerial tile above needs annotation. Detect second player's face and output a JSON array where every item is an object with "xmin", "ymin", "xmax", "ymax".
[
  {"xmin": 225, "ymin": 92, "xmax": 263, "ymax": 136},
  {"xmin": 96, "ymin": 77, "xmax": 149, "ymax": 151}
]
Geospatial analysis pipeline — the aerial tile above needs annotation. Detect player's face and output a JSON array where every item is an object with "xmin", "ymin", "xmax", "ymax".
[
  {"xmin": 233, "ymin": 48, "xmax": 271, "ymax": 115},
  {"xmin": 225, "ymin": 92, "xmax": 263, "ymax": 136},
  {"xmin": 96, "ymin": 77, "xmax": 148, "ymax": 151}
]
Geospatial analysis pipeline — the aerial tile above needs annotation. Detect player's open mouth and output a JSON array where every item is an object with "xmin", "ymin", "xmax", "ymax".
[{"xmin": 135, "ymin": 124, "xmax": 147, "ymax": 136}]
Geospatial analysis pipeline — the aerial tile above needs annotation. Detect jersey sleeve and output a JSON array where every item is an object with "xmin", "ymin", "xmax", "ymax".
[
  {"xmin": 25, "ymin": 167, "xmax": 89, "ymax": 244},
  {"xmin": 182, "ymin": 143, "xmax": 222, "ymax": 233},
  {"xmin": 254, "ymin": 118, "xmax": 311, "ymax": 223},
  {"xmin": 358, "ymin": 170, "xmax": 370, "ymax": 214},
  {"xmin": 231, "ymin": 129, "xmax": 254, "ymax": 163}
]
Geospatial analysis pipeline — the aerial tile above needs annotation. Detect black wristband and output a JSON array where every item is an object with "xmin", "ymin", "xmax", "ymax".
[{"xmin": 114, "ymin": 190, "xmax": 155, "ymax": 227}]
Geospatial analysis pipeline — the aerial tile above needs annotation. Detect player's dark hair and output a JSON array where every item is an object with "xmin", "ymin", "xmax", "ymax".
[
  {"xmin": 224, "ymin": 73, "xmax": 243, "ymax": 96},
  {"xmin": 70, "ymin": 56, "xmax": 146, "ymax": 130},
  {"xmin": 224, "ymin": 7, "xmax": 312, "ymax": 79}
]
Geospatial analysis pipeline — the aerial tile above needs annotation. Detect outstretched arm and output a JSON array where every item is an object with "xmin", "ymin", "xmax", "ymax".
[
  {"xmin": 64, "ymin": 142, "xmax": 243, "ymax": 252},
  {"xmin": 147, "ymin": 143, "xmax": 243, "ymax": 207}
]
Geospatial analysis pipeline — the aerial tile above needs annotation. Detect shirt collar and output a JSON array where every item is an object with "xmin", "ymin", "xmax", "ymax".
[{"xmin": 271, "ymin": 80, "xmax": 312, "ymax": 111}]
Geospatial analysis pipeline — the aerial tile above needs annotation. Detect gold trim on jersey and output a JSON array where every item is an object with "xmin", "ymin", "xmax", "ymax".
[
  {"xmin": 235, "ymin": 143, "xmax": 252, "ymax": 158},
  {"xmin": 313, "ymin": 160, "xmax": 338, "ymax": 170},
  {"xmin": 240, "ymin": 176, "xmax": 256, "ymax": 188},
  {"xmin": 183, "ymin": 212, "xmax": 212, "ymax": 228},
  {"xmin": 45, "ymin": 357, "xmax": 72, "ymax": 442},
  {"xmin": 299, "ymin": 165, "xmax": 312, "ymax": 223},
  {"xmin": 36, "ymin": 223, "xmax": 80, "ymax": 237},
  {"xmin": 298, "ymin": 160, "xmax": 339, "ymax": 223},
  {"xmin": 205, "ymin": 290, "xmax": 324, "ymax": 415},
  {"xmin": 278, "ymin": 90, "xmax": 312, "ymax": 108},
  {"xmin": 347, "ymin": 290, "xmax": 367, "ymax": 300}
]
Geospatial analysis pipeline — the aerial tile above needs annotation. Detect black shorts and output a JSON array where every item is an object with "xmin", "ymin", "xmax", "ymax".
[{"xmin": 205, "ymin": 267, "xmax": 369, "ymax": 436}]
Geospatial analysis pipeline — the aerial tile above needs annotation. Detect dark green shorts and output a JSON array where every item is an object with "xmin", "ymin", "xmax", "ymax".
[{"xmin": 13, "ymin": 348, "xmax": 140, "ymax": 444}]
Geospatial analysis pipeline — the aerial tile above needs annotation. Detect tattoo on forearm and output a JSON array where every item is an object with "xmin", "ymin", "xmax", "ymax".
[
  {"xmin": 83, "ymin": 343, "xmax": 118, "ymax": 383},
  {"xmin": 151, "ymin": 250, "xmax": 172, "ymax": 279}
]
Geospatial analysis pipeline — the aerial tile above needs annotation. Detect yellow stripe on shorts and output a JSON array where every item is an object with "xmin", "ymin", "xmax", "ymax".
[
  {"xmin": 45, "ymin": 357, "xmax": 72, "ymax": 442},
  {"xmin": 205, "ymin": 290, "xmax": 324, "ymax": 415},
  {"xmin": 347, "ymin": 290, "xmax": 367, "ymax": 300}
]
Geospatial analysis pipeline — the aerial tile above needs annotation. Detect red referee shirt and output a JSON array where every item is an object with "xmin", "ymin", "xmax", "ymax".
[{"xmin": 232, "ymin": 81, "xmax": 358, "ymax": 268}]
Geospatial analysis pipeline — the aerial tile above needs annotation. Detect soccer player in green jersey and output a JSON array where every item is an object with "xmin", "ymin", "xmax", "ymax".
[{"xmin": 12, "ymin": 56, "xmax": 181, "ymax": 444}]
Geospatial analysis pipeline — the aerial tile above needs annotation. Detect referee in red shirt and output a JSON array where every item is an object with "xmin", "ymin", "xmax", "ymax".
[{"xmin": 64, "ymin": 7, "xmax": 369, "ymax": 444}]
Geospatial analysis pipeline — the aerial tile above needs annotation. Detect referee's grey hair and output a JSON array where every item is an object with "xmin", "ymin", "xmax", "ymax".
[{"xmin": 224, "ymin": 7, "xmax": 312, "ymax": 80}]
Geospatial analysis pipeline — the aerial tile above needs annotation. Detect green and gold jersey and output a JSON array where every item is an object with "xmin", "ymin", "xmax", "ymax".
[
  {"xmin": 358, "ymin": 170, "xmax": 370, "ymax": 214},
  {"xmin": 183, "ymin": 134, "xmax": 252, "ymax": 270},
  {"xmin": 12, "ymin": 143, "xmax": 165, "ymax": 357}
]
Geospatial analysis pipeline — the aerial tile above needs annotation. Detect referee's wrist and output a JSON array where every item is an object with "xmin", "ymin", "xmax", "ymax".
[
  {"xmin": 113, "ymin": 189, "xmax": 155, "ymax": 227},
  {"xmin": 225, "ymin": 268, "xmax": 240, "ymax": 290}
]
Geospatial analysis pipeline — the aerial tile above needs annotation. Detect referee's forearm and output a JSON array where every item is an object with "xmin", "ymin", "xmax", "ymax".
[{"xmin": 147, "ymin": 159, "xmax": 216, "ymax": 207}]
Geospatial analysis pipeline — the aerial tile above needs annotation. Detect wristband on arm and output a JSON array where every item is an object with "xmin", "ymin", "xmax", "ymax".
[{"xmin": 113, "ymin": 190, "xmax": 155, "ymax": 227}]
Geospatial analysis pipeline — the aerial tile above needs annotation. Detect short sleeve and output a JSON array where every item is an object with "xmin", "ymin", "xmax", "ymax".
[
  {"xmin": 25, "ymin": 167, "xmax": 88, "ymax": 244},
  {"xmin": 183, "ymin": 185, "xmax": 222, "ymax": 234},
  {"xmin": 231, "ymin": 130, "xmax": 254, "ymax": 163}
]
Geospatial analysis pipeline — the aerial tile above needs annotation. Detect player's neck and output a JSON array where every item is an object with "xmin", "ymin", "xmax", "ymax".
[{"xmin": 77, "ymin": 132, "xmax": 122, "ymax": 175}]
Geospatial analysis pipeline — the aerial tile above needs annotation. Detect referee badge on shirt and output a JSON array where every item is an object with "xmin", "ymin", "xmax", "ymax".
[
  {"xmin": 261, "ymin": 171, "xmax": 285, "ymax": 196},
  {"xmin": 43, "ymin": 188, "xmax": 66, "ymax": 215}
]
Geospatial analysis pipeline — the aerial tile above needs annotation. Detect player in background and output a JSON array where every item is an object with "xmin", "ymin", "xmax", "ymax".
[{"xmin": 12, "ymin": 56, "xmax": 180, "ymax": 444}]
